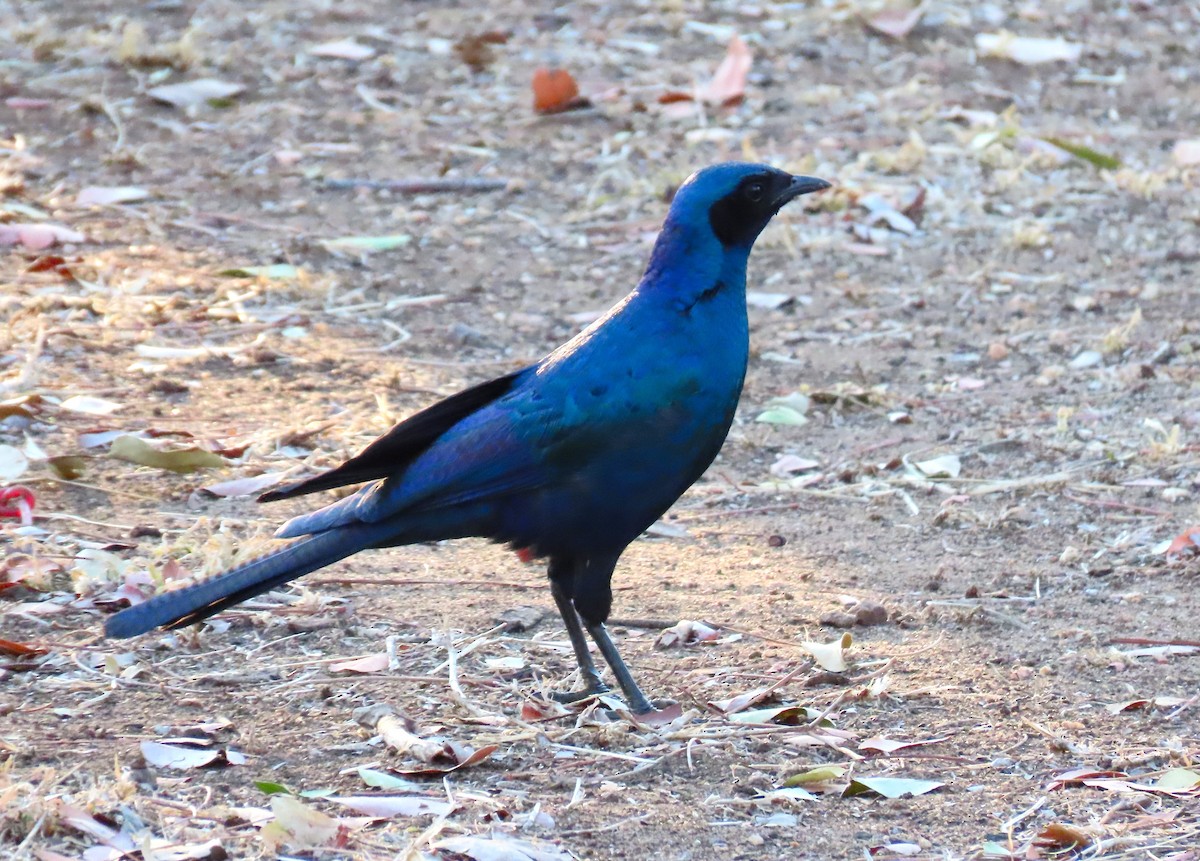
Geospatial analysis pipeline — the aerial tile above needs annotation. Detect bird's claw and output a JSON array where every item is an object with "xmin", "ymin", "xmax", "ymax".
[{"xmin": 551, "ymin": 683, "xmax": 612, "ymax": 705}]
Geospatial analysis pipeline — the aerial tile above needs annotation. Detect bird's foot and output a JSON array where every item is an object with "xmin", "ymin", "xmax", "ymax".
[{"xmin": 552, "ymin": 683, "xmax": 612, "ymax": 705}]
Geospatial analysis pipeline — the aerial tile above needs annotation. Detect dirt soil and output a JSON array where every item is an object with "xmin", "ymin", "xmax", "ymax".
[{"xmin": 2, "ymin": 2, "xmax": 1199, "ymax": 859}]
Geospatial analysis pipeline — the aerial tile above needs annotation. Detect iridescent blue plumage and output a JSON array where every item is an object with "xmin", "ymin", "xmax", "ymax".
[{"xmin": 105, "ymin": 162, "xmax": 831, "ymax": 713}]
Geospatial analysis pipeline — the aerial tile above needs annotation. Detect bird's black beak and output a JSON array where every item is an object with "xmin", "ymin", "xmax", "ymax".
[{"xmin": 775, "ymin": 174, "xmax": 832, "ymax": 207}]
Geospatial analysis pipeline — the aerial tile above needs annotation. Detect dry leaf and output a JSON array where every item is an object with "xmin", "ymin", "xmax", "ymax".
[
  {"xmin": 0, "ymin": 445, "xmax": 29, "ymax": 480},
  {"xmin": 0, "ymin": 637, "xmax": 49, "ymax": 657},
  {"xmin": 75, "ymin": 186, "xmax": 150, "ymax": 206},
  {"xmin": 859, "ymin": 736, "xmax": 946, "ymax": 754},
  {"xmin": 913, "ymin": 454, "xmax": 961, "ymax": 478},
  {"xmin": 655, "ymin": 619, "xmax": 720, "ymax": 648},
  {"xmin": 866, "ymin": 4, "xmax": 925, "ymax": 39},
  {"xmin": 309, "ymin": 39, "xmax": 375, "ymax": 61},
  {"xmin": 261, "ymin": 796, "xmax": 341, "ymax": 851},
  {"xmin": 329, "ymin": 653, "xmax": 389, "ymax": 674},
  {"xmin": 108, "ymin": 434, "xmax": 226, "ymax": 473},
  {"xmin": 1164, "ymin": 526, "xmax": 1200, "ymax": 556},
  {"xmin": 59, "ymin": 395, "xmax": 123, "ymax": 416},
  {"xmin": 975, "ymin": 32, "xmax": 1083, "ymax": 65},
  {"xmin": 710, "ymin": 688, "xmax": 768, "ymax": 715},
  {"xmin": 328, "ymin": 795, "xmax": 453, "ymax": 818},
  {"xmin": 200, "ymin": 472, "xmax": 286, "ymax": 498},
  {"xmin": 697, "ymin": 35, "xmax": 751, "ymax": 106},
  {"xmin": 532, "ymin": 68, "xmax": 588, "ymax": 114},
  {"xmin": 140, "ymin": 740, "xmax": 244, "ymax": 770},
  {"xmin": 802, "ymin": 632, "xmax": 852, "ymax": 672},
  {"xmin": 1172, "ymin": 140, "xmax": 1200, "ymax": 167},
  {"xmin": 1036, "ymin": 822, "xmax": 1092, "ymax": 849},
  {"xmin": 433, "ymin": 834, "xmax": 573, "ymax": 861},
  {"xmin": 843, "ymin": 776, "xmax": 944, "ymax": 798},
  {"xmin": 148, "ymin": 78, "xmax": 244, "ymax": 109},
  {"xmin": 0, "ymin": 223, "xmax": 86, "ymax": 249}
]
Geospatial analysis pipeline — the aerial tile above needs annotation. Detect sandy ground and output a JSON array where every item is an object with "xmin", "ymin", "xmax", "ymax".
[{"xmin": 2, "ymin": 2, "xmax": 1198, "ymax": 859}]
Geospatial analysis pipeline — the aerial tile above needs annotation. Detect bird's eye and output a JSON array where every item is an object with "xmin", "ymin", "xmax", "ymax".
[{"xmin": 744, "ymin": 182, "xmax": 765, "ymax": 202}]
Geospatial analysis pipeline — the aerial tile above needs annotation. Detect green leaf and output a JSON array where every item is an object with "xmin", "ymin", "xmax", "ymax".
[
  {"xmin": 782, "ymin": 765, "xmax": 847, "ymax": 787},
  {"xmin": 48, "ymin": 454, "xmax": 88, "ymax": 480},
  {"xmin": 218, "ymin": 263, "xmax": 301, "ymax": 279},
  {"xmin": 357, "ymin": 767, "xmax": 419, "ymax": 790},
  {"xmin": 755, "ymin": 406, "xmax": 808, "ymax": 426},
  {"xmin": 108, "ymin": 435, "xmax": 226, "ymax": 473},
  {"xmin": 981, "ymin": 841, "xmax": 1020, "ymax": 859},
  {"xmin": 843, "ymin": 776, "xmax": 945, "ymax": 798},
  {"xmin": 255, "ymin": 780, "xmax": 293, "ymax": 796},
  {"xmin": 1040, "ymin": 137, "xmax": 1121, "ymax": 170},
  {"xmin": 1155, "ymin": 767, "xmax": 1200, "ymax": 791},
  {"xmin": 322, "ymin": 234, "xmax": 411, "ymax": 253}
]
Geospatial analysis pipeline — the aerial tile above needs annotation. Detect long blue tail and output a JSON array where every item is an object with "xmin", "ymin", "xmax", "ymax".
[{"xmin": 104, "ymin": 525, "xmax": 379, "ymax": 638}]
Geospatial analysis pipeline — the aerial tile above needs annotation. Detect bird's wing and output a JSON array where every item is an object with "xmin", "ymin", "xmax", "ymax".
[{"xmin": 259, "ymin": 367, "xmax": 531, "ymax": 503}]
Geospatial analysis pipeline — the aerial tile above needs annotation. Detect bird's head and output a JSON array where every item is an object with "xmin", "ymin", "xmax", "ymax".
[{"xmin": 668, "ymin": 162, "xmax": 831, "ymax": 251}]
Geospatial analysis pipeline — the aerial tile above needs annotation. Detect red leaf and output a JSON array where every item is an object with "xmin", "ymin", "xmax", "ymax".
[
  {"xmin": 1165, "ymin": 526, "xmax": 1200, "ymax": 556},
  {"xmin": 657, "ymin": 91, "xmax": 694, "ymax": 104},
  {"xmin": 532, "ymin": 68, "xmax": 589, "ymax": 114},
  {"xmin": 0, "ymin": 637, "xmax": 48, "ymax": 657}
]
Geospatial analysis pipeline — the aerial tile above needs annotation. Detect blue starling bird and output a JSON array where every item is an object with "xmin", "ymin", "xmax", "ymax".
[{"xmin": 105, "ymin": 163, "xmax": 831, "ymax": 714}]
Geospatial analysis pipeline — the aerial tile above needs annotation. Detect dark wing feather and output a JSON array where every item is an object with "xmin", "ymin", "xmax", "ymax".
[{"xmin": 258, "ymin": 368, "xmax": 528, "ymax": 503}]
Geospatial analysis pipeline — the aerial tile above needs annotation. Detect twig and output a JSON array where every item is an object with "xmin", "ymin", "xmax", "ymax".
[
  {"xmin": 12, "ymin": 812, "xmax": 46, "ymax": 861},
  {"xmin": 97, "ymin": 95, "xmax": 126, "ymax": 152},
  {"xmin": 1064, "ymin": 494, "xmax": 1170, "ymax": 517},
  {"xmin": 1108, "ymin": 637, "xmax": 1200, "ymax": 648},
  {"xmin": 1002, "ymin": 795, "xmax": 1047, "ymax": 839},
  {"xmin": 608, "ymin": 745, "xmax": 697, "ymax": 782},
  {"xmin": 397, "ymin": 807, "xmax": 454, "ymax": 861},
  {"xmin": 559, "ymin": 813, "xmax": 651, "ymax": 837},
  {"xmin": 309, "ymin": 577, "xmax": 545, "ymax": 590},
  {"xmin": 324, "ymin": 177, "xmax": 510, "ymax": 194},
  {"xmin": 672, "ymin": 493, "xmax": 866, "ymax": 523},
  {"xmin": 607, "ymin": 617, "xmax": 676, "ymax": 630}
]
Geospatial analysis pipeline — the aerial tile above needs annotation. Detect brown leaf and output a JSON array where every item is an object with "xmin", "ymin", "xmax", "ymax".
[
  {"xmin": 1036, "ymin": 822, "xmax": 1092, "ymax": 849},
  {"xmin": 0, "ymin": 637, "xmax": 49, "ymax": 657},
  {"xmin": 455, "ymin": 31, "xmax": 508, "ymax": 71},
  {"xmin": 388, "ymin": 744, "xmax": 498, "ymax": 777},
  {"xmin": 697, "ymin": 35, "xmax": 751, "ymax": 107},
  {"xmin": 532, "ymin": 68, "xmax": 588, "ymax": 114},
  {"xmin": 329, "ymin": 653, "xmax": 389, "ymax": 674},
  {"xmin": 26, "ymin": 254, "xmax": 74, "ymax": 277},
  {"xmin": 657, "ymin": 91, "xmax": 694, "ymax": 104}
]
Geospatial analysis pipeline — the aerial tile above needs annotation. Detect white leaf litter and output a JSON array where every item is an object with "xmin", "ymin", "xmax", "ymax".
[{"xmin": 975, "ymin": 32, "xmax": 1083, "ymax": 65}]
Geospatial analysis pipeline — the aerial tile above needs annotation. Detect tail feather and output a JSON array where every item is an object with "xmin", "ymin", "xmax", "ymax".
[{"xmin": 104, "ymin": 526, "xmax": 375, "ymax": 638}]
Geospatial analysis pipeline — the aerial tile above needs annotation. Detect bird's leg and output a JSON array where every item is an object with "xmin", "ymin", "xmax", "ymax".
[
  {"xmin": 548, "ymin": 576, "xmax": 610, "ymax": 702},
  {"xmin": 584, "ymin": 621, "xmax": 654, "ymax": 715}
]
